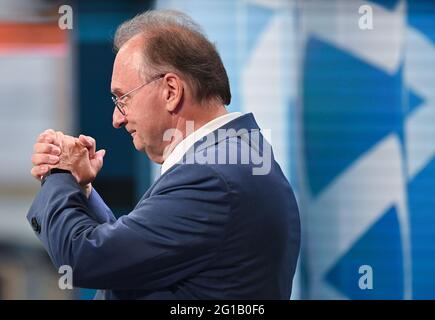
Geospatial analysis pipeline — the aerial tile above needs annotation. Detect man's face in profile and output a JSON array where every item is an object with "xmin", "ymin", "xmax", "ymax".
[{"xmin": 110, "ymin": 36, "xmax": 171, "ymax": 163}]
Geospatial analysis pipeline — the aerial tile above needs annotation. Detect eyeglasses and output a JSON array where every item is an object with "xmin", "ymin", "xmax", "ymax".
[{"xmin": 111, "ymin": 74, "xmax": 165, "ymax": 116}]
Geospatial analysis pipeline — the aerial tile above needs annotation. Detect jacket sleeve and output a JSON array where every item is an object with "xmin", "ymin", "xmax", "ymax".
[
  {"xmin": 87, "ymin": 188, "xmax": 117, "ymax": 224},
  {"xmin": 26, "ymin": 166, "xmax": 231, "ymax": 291}
]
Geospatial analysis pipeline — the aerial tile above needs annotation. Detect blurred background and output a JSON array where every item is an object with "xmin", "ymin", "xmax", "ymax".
[{"xmin": 0, "ymin": 0, "xmax": 434, "ymax": 299}]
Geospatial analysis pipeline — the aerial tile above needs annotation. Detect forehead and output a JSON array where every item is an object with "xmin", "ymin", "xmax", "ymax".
[{"xmin": 111, "ymin": 38, "xmax": 145, "ymax": 93}]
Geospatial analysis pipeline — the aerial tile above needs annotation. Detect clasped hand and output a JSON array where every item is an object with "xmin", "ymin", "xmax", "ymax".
[{"xmin": 30, "ymin": 129, "xmax": 105, "ymax": 195}]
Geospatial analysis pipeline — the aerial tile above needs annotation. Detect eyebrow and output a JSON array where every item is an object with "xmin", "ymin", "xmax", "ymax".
[{"xmin": 111, "ymin": 87, "xmax": 126, "ymax": 97}]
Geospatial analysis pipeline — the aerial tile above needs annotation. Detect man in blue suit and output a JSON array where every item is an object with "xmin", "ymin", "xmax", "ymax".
[{"xmin": 28, "ymin": 10, "xmax": 300, "ymax": 299}]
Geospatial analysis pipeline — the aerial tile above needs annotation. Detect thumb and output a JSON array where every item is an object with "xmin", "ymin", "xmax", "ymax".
[
  {"xmin": 79, "ymin": 135, "xmax": 96, "ymax": 157},
  {"xmin": 91, "ymin": 149, "xmax": 106, "ymax": 172},
  {"xmin": 95, "ymin": 149, "xmax": 106, "ymax": 160}
]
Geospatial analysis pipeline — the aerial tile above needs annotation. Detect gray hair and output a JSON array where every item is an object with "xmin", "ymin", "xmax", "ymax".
[
  {"xmin": 114, "ymin": 10, "xmax": 205, "ymax": 50},
  {"xmin": 113, "ymin": 9, "xmax": 231, "ymax": 106}
]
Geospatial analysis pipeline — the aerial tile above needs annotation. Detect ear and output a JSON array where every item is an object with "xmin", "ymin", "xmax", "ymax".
[{"xmin": 162, "ymin": 73, "xmax": 183, "ymax": 113}]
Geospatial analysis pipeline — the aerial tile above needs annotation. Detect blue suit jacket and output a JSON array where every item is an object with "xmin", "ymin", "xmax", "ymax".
[{"xmin": 27, "ymin": 113, "xmax": 300, "ymax": 299}]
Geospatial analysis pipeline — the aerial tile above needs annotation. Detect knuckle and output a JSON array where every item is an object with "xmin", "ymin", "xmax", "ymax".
[
  {"xmin": 43, "ymin": 135, "xmax": 52, "ymax": 143},
  {"xmin": 48, "ymin": 155, "xmax": 58, "ymax": 163},
  {"xmin": 52, "ymin": 145, "xmax": 61, "ymax": 155}
]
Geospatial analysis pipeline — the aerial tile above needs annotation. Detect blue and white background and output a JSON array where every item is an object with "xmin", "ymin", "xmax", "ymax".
[
  {"xmin": 1, "ymin": 0, "xmax": 434, "ymax": 299},
  {"xmin": 157, "ymin": 0, "xmax": 435, "ymax": 299}
]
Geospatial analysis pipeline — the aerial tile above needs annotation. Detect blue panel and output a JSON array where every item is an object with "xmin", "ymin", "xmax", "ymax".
[
  {"xmin": 408, "ymin": 0, "xmax": 435, "ymax": 44},
  {"xmin": 77, "ymin": 13, "xmax": 130, "ymax": 43},
  {"xmin": 75, "ymin": 0, "xmax": 155, "ymax": 43},
  {"xmin": 79, "ymin": 288, "xmax": 96, "ymax": 300},
  {"xmin": 302, "ymin": 37, "xmax": 404, "ymax": 196},
  {"xmin": 408, "ymin": 89, "xmax": 424, "ymax": 115},
  {"xmin": 370, "ymin": 0, "xmax": 400, "ymax": 10},
  {"xmin": 326, "ymin": 206, "xmax": 404, "ymax": 299},
  {"xmin": 408, "ymin": 157, "xmax": 435, "ymax": 299}
]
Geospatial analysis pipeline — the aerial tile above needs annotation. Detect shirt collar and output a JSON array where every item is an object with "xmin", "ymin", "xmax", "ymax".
[{"xmin": 161, "ymin": 112, "xmax": 243, "ymax": 175}]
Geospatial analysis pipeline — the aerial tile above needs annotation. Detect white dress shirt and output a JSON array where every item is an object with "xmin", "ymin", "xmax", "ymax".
[{"xmin": 161, "ymin": 112, "xmax": 243, "ymax": 175}]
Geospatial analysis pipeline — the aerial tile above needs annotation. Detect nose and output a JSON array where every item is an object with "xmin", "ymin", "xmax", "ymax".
[{"xmin": 112, "ymin": 108, "xmax": 127, "ymax": 128}]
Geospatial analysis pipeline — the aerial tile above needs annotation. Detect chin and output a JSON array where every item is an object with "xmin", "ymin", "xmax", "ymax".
[
  {"xmin": 148, "ymin": 153, "xmax": 165, "ymax": 164},
  {"xmin": 132, "ymin": 140, "xmax": 142, "ymax": 152},
  {"xmin": 141, "ymin": 144, "xmax": 164, "ymax": 164}
]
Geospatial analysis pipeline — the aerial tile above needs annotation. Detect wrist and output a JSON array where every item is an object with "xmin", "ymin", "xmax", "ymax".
[
  {"xmin": 41, "ymin": 168, "xmax": 72, "ymax": 186},
  {"xmin": 81, "ymin": 183, "xmax": 92, "ymax": 198}
]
